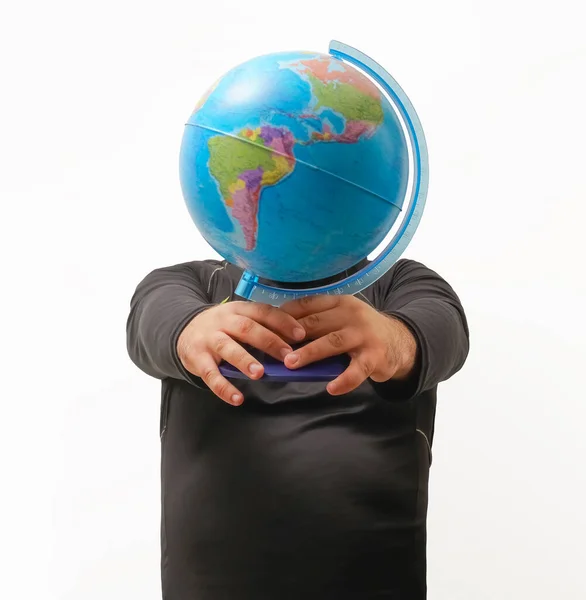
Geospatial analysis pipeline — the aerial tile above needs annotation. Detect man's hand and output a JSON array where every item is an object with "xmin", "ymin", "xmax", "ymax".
[
  {"xmin": 280, "ymin": 295, "xmax": 418, "ymax": 396},
  {"xmin": 177, "ymin": 301, "xmax": 306, "ymax": 406}
]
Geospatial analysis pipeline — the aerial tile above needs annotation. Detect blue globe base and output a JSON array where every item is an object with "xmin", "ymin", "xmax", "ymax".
[{"xmin": 219, "ymin": 352, "xmax": 350, "ymax": 382}]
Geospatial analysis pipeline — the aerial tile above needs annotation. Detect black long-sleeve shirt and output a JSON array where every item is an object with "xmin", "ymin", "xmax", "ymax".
[{"xmin": 126, "ymin": 258, "xmax": 469, "ymax": 600}]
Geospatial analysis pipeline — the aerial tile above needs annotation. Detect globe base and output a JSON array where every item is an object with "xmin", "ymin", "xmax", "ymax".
[{"xmin": 219, "ymin": 349, "xmax": 350, "ymax": 382}]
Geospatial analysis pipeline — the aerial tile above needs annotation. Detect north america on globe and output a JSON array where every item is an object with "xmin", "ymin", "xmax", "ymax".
[{"xmin": 204, "ymin": 56, "xmax": 384, "ymax": 252}]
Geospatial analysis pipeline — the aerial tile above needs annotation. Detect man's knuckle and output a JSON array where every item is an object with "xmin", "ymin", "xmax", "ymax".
[
  {"xmin": 300, "ymin": 296, "xmax": 313, "ymax": 308},
  {"xmin": 257, "ymin": 303, "xmax": 273, "ymax": 318},
  {"xmin": 327, "ymin": 331, "xmax": 345, "ymax": 348},
  {"xmin": 182, "ymin": 353, "xmax": 199, "ymax": 373},
  {"xmin": 234, "ymin": 348, "xmax": 249, "ymax": 364},
  {"xmin": 212, "ymin": 333, "xmax": 229, "ymax": 353},
  {"xmin": 263, "ymin": 335, "xmax": 279, "ymax": 351},
  {"xmin": 201, "ymin": 367, "xmax": 216, "ymax": 384},
  {"xmin": 306, "ymin": 313, "xmax": 320, "ymax": 327},
  {"xmin": 235, "ymin": 316, "xmax": 254, "ymax": 334},
  {"xmin": 191, "ymin": 331, "xmax": 206, "ymax": 347},
  {"xmin": 215, "ymin": 380, "xmax": 229, "ymax": 397}
]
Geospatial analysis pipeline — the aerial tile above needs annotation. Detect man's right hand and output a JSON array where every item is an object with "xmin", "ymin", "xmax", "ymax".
[{"xmin": 176, "ymin": 301, "xmax": 306, "ymax": 405}]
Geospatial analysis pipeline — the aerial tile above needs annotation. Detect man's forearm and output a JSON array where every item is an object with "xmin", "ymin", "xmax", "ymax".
[
  {"xmin": 374, "ymin": 259, "xmax": 469, "ymax": 397},
  {"xmin": 385, "ymin": 296, "xmax": 469, "ymax": 394}
]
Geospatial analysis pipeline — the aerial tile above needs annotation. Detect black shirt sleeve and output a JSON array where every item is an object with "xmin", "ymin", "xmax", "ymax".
[
  {"xmin": 372, "ymin": 259, "xmax": 470, "ymax": 399},
  {"xmin": 126, "ymin": 262, "xmax": 215, "ymax": 382}
]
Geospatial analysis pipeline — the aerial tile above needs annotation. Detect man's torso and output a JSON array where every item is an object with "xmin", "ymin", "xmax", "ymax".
[{"xmin": 160, "ymin": 261, "xmax": 435, "ymax": 599}]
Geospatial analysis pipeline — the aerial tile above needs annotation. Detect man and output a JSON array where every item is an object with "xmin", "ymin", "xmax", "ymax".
[{"xmin": 126, "ymin": 257, "xmax": 469, "ymax": 599}]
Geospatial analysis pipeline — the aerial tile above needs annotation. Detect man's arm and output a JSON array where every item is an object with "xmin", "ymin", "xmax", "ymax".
[
  {"xmin": 126, "ymin": 262, "xmax": 214, "ymax": 381},
  {"xmin": 373, "ymin": 258, "xmax": 470, "ymax": 397}
]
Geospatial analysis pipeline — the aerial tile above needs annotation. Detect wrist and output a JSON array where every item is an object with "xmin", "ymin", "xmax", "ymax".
[{"xmin": 383, "ymin": 314, "xmax": 418, "ymax": 380}]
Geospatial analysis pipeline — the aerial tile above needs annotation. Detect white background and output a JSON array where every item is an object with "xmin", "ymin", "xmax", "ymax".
[{"xmin": 1, "ymin": 1, "xmax": 585, "ymax": 598}]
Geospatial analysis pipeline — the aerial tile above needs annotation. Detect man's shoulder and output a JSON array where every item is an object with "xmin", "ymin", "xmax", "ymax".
[
  {"xmin": 163, "ymin": 258, "xmax": 227, "ymax": 279},
  {"xmin": 365, "ymin": 257, "xmax": 419, "ymax": 289},
  {"xmin": 142, "ymin": 258, "xmax": 231, "ymax": 295}
]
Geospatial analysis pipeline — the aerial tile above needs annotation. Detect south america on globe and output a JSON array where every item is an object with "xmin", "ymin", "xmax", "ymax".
[{"xmin": 179, "ymin": 51, "xmax": 410, "ymax": 283}]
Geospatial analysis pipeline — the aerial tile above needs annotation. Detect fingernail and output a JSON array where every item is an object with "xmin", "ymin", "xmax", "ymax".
[
  {"xmin": 249, "ymin": 363, "xmax": 262, "ymax": 375},
  {"xmin": 287, "ymin": 353, "xmax": 299, "ymax": 365},
  {"xmin": 293, "ymin": 327, "xmax": 305, "ymax": 340},
  {"xmin": 280, "ymin": 347, "xmax": 292, "ymax": 359},
  {"xmin": 231, "ymin": 394, "xmax": 243, "ymax": 405},
  {"xmin": 327, "ymin": 383, "xmax": 337, "ymax": 394}
]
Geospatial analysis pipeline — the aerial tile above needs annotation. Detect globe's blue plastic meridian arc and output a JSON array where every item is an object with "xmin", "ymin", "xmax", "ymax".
[{"xmin": 234, "ymin": 40, "xmax": 429, "ymax": 306}]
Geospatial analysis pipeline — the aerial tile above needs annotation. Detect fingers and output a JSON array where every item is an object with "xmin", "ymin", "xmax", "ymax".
[
  {"xmin": 223, "ymin": 314, "xmax": 294, "ymax": 361},
  {"xmin": 296, "ymin": 308, "xmax": 348, "ymax": 340},
  {"xmin": 209, "ymin": 332, "xmax": 265, "ymax": 379},
  {"xmin": 192, "ymin": 353, "xmax": 244, "ymax": 406},
  {"xmin": 283, "ymin": 328, "xmax": 360, "ymax": 370},
  {"xmin": 235, "ymin": 302, "xmax": 306, "ymax": 344},
  {"xmin": 327, "ymin": 353, "xmax": 377, "ymax": 396},
  {"xmin": 280, "ymin": 295, "xmax": 342, "ymax": 319}
]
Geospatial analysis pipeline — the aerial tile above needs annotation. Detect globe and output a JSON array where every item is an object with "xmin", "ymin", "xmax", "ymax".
[{"xmin": 179, "ymin": 49, "xmax": 410, "ymax": 284}]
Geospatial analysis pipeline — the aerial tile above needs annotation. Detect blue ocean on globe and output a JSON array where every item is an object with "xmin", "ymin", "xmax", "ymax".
[{"xmin": 179, "ymin": 51, "xmax": 409, "ymax": 283}]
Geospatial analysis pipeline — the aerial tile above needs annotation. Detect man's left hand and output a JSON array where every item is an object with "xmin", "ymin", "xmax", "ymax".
[{"xmin": 280, "ymin": 295, "xmax": 418, "ymax": 395}]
